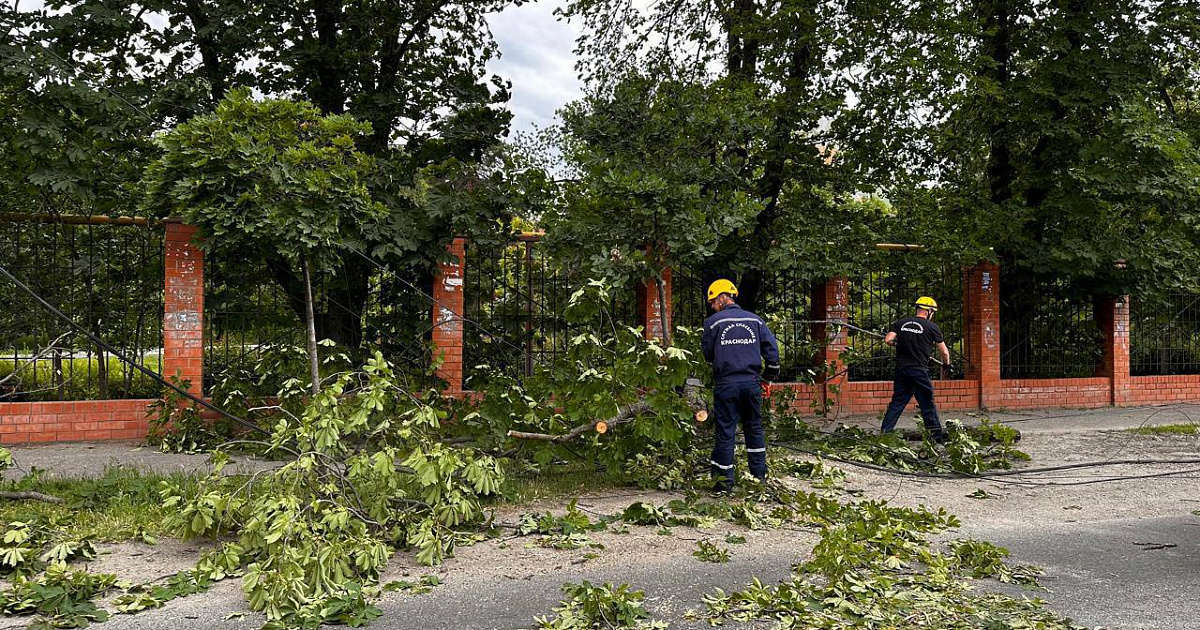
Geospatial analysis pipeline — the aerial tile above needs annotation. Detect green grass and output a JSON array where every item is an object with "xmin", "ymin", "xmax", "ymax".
[
  {"xmin": 1, "ymin": 466, "xmax": 217, "ymax": 541},
  {"xmin": 1126, "ymin": 423, "xmax": 1200, "ymax": 436},
  {"xmin": 501, "ymin": 463, "xmax": 628, "ymax": 505},
  {"xmin": 0, "ymin": 355, "xmax": 163, "ymax": 401}
]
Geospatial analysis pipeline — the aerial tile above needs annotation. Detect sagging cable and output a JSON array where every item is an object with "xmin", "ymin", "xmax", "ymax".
[{"xmin": 0, "ymin": 263, "xmax": 269, "ymax": 437}]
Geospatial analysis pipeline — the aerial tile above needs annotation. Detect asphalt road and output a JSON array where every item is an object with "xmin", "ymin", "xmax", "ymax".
[
  {"xmin": 97, "ymin": 513, "xmax": 1200, "ymax": 630},
  {"xmin": 96, "ymin": 546, "xmax": 798, "ymax": 630},
  {"xmin": 964, "ymin": 514, "xmax": 1200, "ymax": 630}
]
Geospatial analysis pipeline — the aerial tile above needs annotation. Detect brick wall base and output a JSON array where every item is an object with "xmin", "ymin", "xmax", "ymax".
[
  {"xmin": 778, "ymin": 376, "xmax": 1155, "ymax": 416},
  {"xmin": 1127, "ymin": 375, "xmax": 1200, "ymax": 405},
  {"xmin": 0, "ymin": 399, "xmax": 153, "ymax": 444}
]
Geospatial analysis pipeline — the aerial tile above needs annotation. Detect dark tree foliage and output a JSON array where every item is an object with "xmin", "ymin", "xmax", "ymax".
[
  {"xmin": 557, "ymin": 0, "xmax": 1200, "ymax": 307},
  {"xmin": 1, "ymin": 0, "xmax": 533, "ymax": 347}
]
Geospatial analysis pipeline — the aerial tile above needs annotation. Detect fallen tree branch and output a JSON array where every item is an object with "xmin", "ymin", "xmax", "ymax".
[
  {"xmin": 507, "ymin": 391, "xmax": 708, "ymax": 443},
  {"xmin": 896, "ymin": 426, "xmax": 1022, "ymax": 442},
  {"xmin": 0, "ymin": 490, "xmax": 64, "ymax": 503}
]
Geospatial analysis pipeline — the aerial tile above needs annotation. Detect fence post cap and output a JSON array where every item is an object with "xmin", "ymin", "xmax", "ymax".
[{"xmin": 517, "ymin": 230, "xmax": 545, "ymax": 242}]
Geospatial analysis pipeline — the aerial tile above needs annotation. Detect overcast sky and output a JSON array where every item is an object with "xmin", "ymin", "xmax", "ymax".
[{"xmin": 486, "ymin": 0, "xmax": 582, "ymax": 134}]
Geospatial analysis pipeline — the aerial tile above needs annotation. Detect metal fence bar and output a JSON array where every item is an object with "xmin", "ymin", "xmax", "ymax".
[
  {"xmin": 757, "ymin": 269, "xmax": 815, "ymax": 382},
  {"xmin": 462, "ymin": 238, "xmax": 640, "ymax": 383},
  {"xmin": 847, "ymin": 256, "xmax": 970, "ymax": 381},
  {"xmin": 203, "ymin": 257, "xmax": 305, "ymax": 390},
  {"xmin": 998, "ymin": 270, "xmax": 1101, "ymax": 379},
  {"xmin": 0, "ymin": 218, "xmax": 164, "ymax": 401},
  {"xmin": 1129, "ymin": 291, "xmax": 1200, "ymax": 376}
]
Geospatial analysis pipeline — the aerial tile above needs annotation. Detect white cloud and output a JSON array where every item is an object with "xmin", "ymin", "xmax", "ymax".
[{"xmin": 486, "ymin": 0, "xmax": 582, "ymax": 134}]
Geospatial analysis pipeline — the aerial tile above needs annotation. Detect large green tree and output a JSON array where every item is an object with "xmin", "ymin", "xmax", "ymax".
[
  {"xmin": 558, "ymin": 0, "xmax": 1200, "ymax": 306},
  {"xmin": 557, "ymin": 0, "xmax": 916, "ymax": 309},
  {"xmin": 3, "ymin": 0, "xmax": 527, "ymax": 346},
  {"xmin": 142, "ymin": 90, "xmax": 386, "ymax": 393},
  {"xmin": 882, "ymin": 0, "xmax": 1200, "ymax": 296},
  {"xmin": 546, "ymin": 75, "xmax": 767, "ymax": 344}
]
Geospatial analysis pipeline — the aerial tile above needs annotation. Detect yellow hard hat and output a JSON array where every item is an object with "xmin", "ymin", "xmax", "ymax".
[
  {"xmin": 707, "ymin": 279, "xmax": 738, "ymax": 301},
  {"xmin": 915, "ymin": 296, "xmax": 938, "ymax": 311}
]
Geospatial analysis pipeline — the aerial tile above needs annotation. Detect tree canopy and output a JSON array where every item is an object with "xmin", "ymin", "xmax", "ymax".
[
  {"xmin": 2, "ymin": 0, "xmax": 528, "ymax": 346},
  {"xmin": 553, "ymin": 0, "xmax": 1200, "ymax": 300}
]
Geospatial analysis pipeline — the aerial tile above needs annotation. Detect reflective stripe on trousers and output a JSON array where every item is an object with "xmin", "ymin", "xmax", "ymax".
[{"xmin": 710, "ymin": 380, "xmax": 768, "ymax": 484}]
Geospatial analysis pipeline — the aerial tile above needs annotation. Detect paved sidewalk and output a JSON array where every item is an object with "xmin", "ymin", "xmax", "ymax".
[
  {"xmin": 1, "ymin": 442, "xmax": 276, "ymax": 481},
  {"xmin": 822, "ymin": 402, "xmax": 1200, "ymax": 435}
]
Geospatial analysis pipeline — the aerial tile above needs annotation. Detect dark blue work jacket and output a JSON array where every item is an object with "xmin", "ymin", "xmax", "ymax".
[{"xmin": 701, "ymin": 304, "xmax": 781, "ymax": 384}]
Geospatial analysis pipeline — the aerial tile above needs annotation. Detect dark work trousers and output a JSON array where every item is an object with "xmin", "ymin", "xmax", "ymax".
[
  {"xmin": 710, "ymin": 381, "xmax": 768, "ymax": 489},
  {"xmin": 880, "ymin": 367, "xmax": 945, "ymax": 434}
]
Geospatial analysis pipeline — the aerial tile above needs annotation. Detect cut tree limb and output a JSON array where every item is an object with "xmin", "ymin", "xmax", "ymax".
[
  {"xmin": 507, "ymin": 392, "xmax": 707, "ymax": 443},
  {"xmin": 0, "ymin": 490, "xmax": 64, "ymax": 503}
]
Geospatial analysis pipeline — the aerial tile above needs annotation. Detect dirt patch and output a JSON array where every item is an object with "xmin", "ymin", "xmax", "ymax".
[{"xmin": 83, "ymin": 539, "xmax": 218, "ymax": 584}]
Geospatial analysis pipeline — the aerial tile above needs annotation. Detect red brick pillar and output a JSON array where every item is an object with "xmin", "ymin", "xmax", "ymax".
[
  {"xmin": 636, "ymin": 269, "xmax": 673, "ymax": 342},
  {"xmin": 431, "ymin": 237, "xmax": 466, "ymax": 393},
  {"xmin": 964, "ymin": 261, "xmax": 1001, "ymax": 409},
  {"xmin": 1096, "ymin": 295, "xmax": 1132, "ymax": 406},
  {"xmin": 811, "ymin": 277, "xmax": 849, "ymax": 410},
  {"xmin": 163, "ymin": 220, "xmax": 204, "ymax": 395}
]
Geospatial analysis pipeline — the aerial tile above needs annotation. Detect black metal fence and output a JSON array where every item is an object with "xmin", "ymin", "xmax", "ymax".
[
  {"xmin": 203, "ymin": 257, "xmax": 305, "ymax": 390},
  {"xmin": 671, "ymin": 265, "xmax": 709, "ymax": 330},
  {"xmin": 846, "ymin": 256, "xmax": 971, "ymax": 381},
  {"xmin": 755, "ymin": 271, "xmax": 814, "ymax": 382},
  {"xmin": 462, "ymin": 239, "xmax": 638, "ymax": 384},
  {"xmin": 0, "ymin": 217, "xmax": 164, "ymax": 401},
  {"xmin": 672, "ymin": 267, "xmax": 815, "ymax": 381},
  {"xmin": 999, "ymin": 270, "xmax": 1102, "ymax": 379},
  {"xmin": 1130, "ymin": 291, "xmax": 1200, "ymax": 376}
]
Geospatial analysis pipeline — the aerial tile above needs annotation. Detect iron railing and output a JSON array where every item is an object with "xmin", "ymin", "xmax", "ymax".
[
  {"xmin": 462, "ymin": 238, "xmax": 638, "ymax": 384},
  {"xmin": 673, "ymin": 266, "xmax": 815, "ymax": 382},
  {"xmin": 847, "ymin": 256, "xmax": 971, "ymax": 381},
  {"xmin": 0, "ymin": 217, "xmax": 164, "ymax": 401},
  {"xmin": 756, "ymin": 271, "xmax": 815, "ymax": 382},
  {"xmin": 671, "ymin": 266, "xmax": 709, "ymax": 330},
  {"xmin": 999, "ymin": 270, "xmax": 1101, "ymax": 379},
  {"xmin": 203, "ymin": 257, "xmax": 305, "ymax": 390},
  {"xmin": 1130, "ymin": 291, "xmax": 1200, "ymax": 376},
  {"xmin": 204, "ymin": 255, "xmax": 439, "ymax": 391}
]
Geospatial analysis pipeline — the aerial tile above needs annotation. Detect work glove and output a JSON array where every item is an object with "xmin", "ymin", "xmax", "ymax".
[
  {"xmin": 762, "ymin": 364, "xmax": 780, "ymax": 383},
  {"xmin": 760, "ymin": 381, "xmax": 772, "ymax": 399}
]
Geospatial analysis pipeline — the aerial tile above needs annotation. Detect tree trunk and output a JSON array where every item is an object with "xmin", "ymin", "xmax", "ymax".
[
  {"xmin": 311, "ymin": 0, "xmax": 346, "ymax": 114},
  {"xmin": 302, "ymin": 257, "xmax": 320, "ymax": 396},
  {"xmin": 655, "ymin": 271, "xmax": 672, "ymax": 348},
  {"xmin": 980, "ymin": 0, "xmax": 1015, "ymax": 207},
  {"xmin": 181, "ymin": 0, "xmax": 231, "ymax": 104},
  {"xmin": 739, "ymin": 2, "xmax": 818, "ymax": 315},
  {"xmin": 266, "ymin": 255, "xmax": 367, "ymax": 349}
]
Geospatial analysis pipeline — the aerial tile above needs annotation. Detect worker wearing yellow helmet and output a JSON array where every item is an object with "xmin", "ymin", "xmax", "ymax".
[
  {"xmin": 701, "ymin": 279, "xmax": 780, "ymax": 493},
  {"xmin": 880, "ymin": 296, "xmax": 951, "ymax": 440}
]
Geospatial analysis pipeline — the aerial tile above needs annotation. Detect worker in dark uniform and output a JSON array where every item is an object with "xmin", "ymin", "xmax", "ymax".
[
  {"xmin": 880, "ymin": 296, "xmax": 950, "ymax": 440},
  {"xmin": 701, "ymin": 279, "xmax": 780, "ymax": 492}
]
